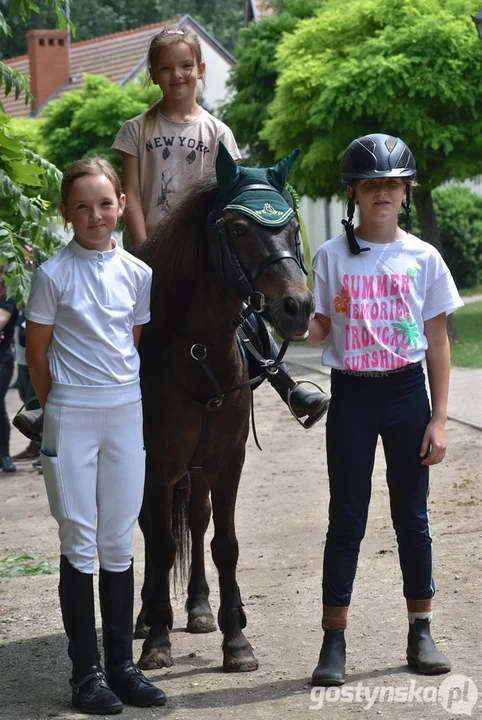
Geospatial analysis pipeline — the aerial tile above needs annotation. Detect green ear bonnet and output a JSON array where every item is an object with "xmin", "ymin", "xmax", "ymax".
[{"xmin": 215, "ymin": 143, "xmax": 300, "ymax": 227}]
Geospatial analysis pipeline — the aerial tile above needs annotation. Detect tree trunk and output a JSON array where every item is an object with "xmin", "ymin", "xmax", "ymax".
[
  {"xmin": 413, "ymin": 188, "xmax": 443, "ymax": 253},
  {"xmin": 413, "ymin": 188, "xmax": 457, "ymax": 342}
]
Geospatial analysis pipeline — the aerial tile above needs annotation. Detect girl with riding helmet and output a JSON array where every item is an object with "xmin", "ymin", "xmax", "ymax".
[
  {"xmin": 308, "ymin": 133, "xmax": 463, "ymax": 686},
  {"xmin": 112, "ymin": 23, "xmax": 329, "ymax": 426}
]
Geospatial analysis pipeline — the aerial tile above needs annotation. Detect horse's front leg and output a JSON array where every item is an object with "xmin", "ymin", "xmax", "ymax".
[
  {"xmin": 134, "ymin": 501, "xmax": 154, "ymax": 639},
  {"xmin": 137, "ymin": 473, "xmax": 176, "ymax": 670},
  {"xmin": 186, "ymin": 474, "xmax": 217, "ymax": 633},
  {"xmin": 208, "ymin": 453, "xmax": 259, "ymax": 672}
]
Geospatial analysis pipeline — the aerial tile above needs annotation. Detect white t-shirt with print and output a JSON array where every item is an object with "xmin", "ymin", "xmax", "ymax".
[
  {"xmin": 26, "ymin": 239, "xmax": 152, "ymax": 386},
  {"xmin": 312, "ymin": 232, "xmax": 463, "ymax": 373},
  {"xmin": 112, "ymin": 108, "xmax": 240, "ymax": 236}
]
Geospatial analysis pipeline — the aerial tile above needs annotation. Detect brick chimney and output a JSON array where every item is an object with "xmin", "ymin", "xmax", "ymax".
[{"xmin": 27, "ymin": 29, "xmax": 70, "ymax": 110}]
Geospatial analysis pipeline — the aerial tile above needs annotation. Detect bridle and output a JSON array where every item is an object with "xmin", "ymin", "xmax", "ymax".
[
  {"xmin": 210, "ymin": 182, "xmax": 308, "ymax": 313},
  {"xmin": 172, "ymin": 186, "xmax": 309, "ymax": 471}
]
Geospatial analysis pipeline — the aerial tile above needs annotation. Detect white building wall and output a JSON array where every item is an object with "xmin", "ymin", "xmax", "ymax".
[
  {"xmin": 197, "ymin": 40, "xmax": 233, "ymax": 109},
  {"xmin": 300, "ymin": 196, "xmax": 345, "ymax": 257}
]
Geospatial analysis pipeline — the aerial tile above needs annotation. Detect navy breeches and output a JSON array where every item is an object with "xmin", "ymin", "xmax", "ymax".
[{"xmin": 322, "ymin": 364, "xmax": 435, "ymax": 606}]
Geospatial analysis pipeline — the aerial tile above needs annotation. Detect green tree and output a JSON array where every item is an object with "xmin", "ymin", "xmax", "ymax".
[
  {"xmin": 412, "ymin": 185, "xmax": 482, "ymax": 289},
  {"xmin": 0, "ymin": 0, "xmax": 244, "ymax": 58},
  {"xmin": 261, "ymin": 0, "xmax": 482, "ymax": 257},
  {"xmin": 1, "ymin": 0, "xmax": 66, "ymax": 302},
  {"xmin": 40, "ymin": 74, "xmax": 159, "ymax": 173},
  {"xmin": 221, "ymin": 0, "xmax": 322, "ymax": 166}
]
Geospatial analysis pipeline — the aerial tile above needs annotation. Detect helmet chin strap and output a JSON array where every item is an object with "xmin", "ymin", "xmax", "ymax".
[
  {"xmin": 403, "ymin": 185, "xmax": 412, "ymax": 233},
  {"xmin": 343, "ymin": 189, "xmax": 370, "ymax": 256}
]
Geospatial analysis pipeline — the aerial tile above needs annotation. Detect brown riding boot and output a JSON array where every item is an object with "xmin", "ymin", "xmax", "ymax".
[
  {"xmin": 311, "ymin": 606, "xmax": 348, "ymax": 687},
  {"xmin": 406, "ymin": 599, "xmax": 451, "ymax": 675}
]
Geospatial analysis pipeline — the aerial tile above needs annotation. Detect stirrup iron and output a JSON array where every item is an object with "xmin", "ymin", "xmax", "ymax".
[{"xmin": 287, "ymin": 379, "xmax": 327, "ymax": 430}]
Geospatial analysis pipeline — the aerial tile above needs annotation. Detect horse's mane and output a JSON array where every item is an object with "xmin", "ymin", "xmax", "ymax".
[{"xmin": 139, "ymin": 180, "xmax": 220, "ymax": 334}]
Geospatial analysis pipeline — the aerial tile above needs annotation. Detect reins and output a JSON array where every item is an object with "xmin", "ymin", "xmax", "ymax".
[{"xmin": 169, "ymin": 302, "xmax": 290, "ymax": 472}]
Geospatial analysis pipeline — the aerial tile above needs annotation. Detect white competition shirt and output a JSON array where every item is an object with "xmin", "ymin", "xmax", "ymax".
[
  {"xmin": 26, "ymin": 238, "xmax": 152, "ymax": 385},
  {"xmin": 313, "ymin": 233, "xmax": 463, "ymax": 372}
]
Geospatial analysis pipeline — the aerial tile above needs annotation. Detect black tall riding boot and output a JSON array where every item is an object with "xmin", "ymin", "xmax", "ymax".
[
  {"xmin": 58, "ymin": 555, "xmax": 123, "ymax": 714},
  {"xmin": 243, "ymin": 314, "xmax": 329, "ymax": 428},
  {"xmin": 99, "ymin": 562, "xmax": 166, "ymax": 707}
]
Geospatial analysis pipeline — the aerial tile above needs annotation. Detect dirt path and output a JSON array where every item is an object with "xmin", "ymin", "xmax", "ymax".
[{"xmin": 0, "ymin": 376, "xmax": 480, "ymax": 720}]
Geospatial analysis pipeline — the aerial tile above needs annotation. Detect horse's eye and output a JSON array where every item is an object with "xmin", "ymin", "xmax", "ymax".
[{"xmin": 231, "ymin": 224, "xmax": 246, "ymax": 237}]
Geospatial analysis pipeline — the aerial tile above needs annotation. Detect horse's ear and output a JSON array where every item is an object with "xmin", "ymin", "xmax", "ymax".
[
  {"xmin": 267, "ymin": 149, "xmax": 301, "ymax": 191},
  {"xmin": 216, "ymin": 142, "xmax": 240, "ymax": 194}
]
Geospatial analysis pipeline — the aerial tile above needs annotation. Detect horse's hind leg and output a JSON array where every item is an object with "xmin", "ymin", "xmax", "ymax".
[
  {"xmin": 186, "ymin": 474, "xmax": 217, "ymax": 633},
  {"xmin": 208, "ymin": 458, "xmax": 259, "ymax": 672}
]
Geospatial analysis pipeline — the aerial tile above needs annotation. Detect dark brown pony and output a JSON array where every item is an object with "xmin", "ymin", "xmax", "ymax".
[{"xmin": 135, "ymin": 165, "xmax": 314, "ymax": 672}]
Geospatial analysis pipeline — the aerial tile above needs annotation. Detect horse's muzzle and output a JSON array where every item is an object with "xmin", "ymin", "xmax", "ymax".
[{"xmin": 266, "ymin": 293, "xmax": 314, "ymax": 341}]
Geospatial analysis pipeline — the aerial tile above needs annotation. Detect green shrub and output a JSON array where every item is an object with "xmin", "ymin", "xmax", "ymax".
[
  {"xmin": 40, "ymin": 74, "xmax": 159, "ymax": 174},
  {"xmin": 412, "ymin": 185, "xmax": 482, "ymax": 290}
]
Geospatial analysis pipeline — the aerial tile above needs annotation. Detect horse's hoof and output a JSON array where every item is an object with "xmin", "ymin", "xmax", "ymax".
[
  {"xmin": 134, "ymin": 623, "xmax": 150, "ymax": 640},
  {"xmin": 187, "ymin": 612, "xmax": 217, "ymax": 634},
  {"xmin": 223, "ymin": 646, "xmax": 259, "ymax": 673},
  {"xmin": 137, "ymin": 647, "xmax": 173, "ymax": 670}
]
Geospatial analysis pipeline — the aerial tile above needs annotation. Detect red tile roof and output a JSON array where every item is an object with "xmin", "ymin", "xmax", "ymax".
[
  {"xmin": 2, "ymin": 56, "xmax": 30, "ymax": 117},
  {"xmin": 2, "ymin": 20, "xmax": 180, "ymax": 118}
]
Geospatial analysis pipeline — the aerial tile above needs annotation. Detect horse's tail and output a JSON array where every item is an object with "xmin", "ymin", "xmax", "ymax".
[{"xmin": 171, "ymin": 474, "xmax": 191, "ymax": 597}]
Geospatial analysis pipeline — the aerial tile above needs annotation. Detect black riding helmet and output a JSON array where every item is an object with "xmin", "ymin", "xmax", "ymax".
[{"xmin": 340, "ymin": 133, "xmax": 416, "ymax": 255}]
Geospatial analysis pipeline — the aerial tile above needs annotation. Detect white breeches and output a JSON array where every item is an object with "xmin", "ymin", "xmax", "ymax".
[{"xmin": 41, "ymin": 381, "xmax": 145, "ymax": 574}]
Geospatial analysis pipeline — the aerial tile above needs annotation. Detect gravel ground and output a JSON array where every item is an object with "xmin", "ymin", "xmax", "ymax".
[{"xmin": 0, "ymin": 376, "xmax": 480, "ymax": 720}]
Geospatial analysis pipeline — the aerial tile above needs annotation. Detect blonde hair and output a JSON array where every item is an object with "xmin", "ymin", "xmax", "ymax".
[
  {"xmin": 143, "ymin": 24, "xmax": 205, "ymax": 139},
  {"xmin": 61, "ymin": 157, "xmax": 123, "ymax": 206}
]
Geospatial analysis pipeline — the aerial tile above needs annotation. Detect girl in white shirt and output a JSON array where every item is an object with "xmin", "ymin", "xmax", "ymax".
[
  {"xmin": 308, "ymin": 134, "xmax": 463, "ymax": 688},
  {"xmin": 26, "ymin": 157, "xmax": 165, "ymax": 715}
]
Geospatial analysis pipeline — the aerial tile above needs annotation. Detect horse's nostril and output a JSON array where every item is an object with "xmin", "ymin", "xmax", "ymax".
[{"xmin": 284, "ymin": 297, "xmax": 298, "ymax": 316}]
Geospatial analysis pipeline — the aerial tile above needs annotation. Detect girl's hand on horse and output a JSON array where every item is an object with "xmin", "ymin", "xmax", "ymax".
[
  {"xmin": 420, "ymin": 419, "xmax": 447, "ymax": 466},
  {"xmin": 308, "ymin": 313, "xmax": 331, "ymax": 345}
]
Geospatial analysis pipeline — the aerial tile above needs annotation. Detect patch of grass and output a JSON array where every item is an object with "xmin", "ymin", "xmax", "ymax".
[
  {"xmin": 0, "ymin": 554, "xmax": 54, "ymax": 577},
  {"xmin": 450, "ymin": 301, "xmax": 482, "ymax": 368},
  {"xmin": 459, "ymin": 284, "xmax": 482, "ymax": 297}
]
